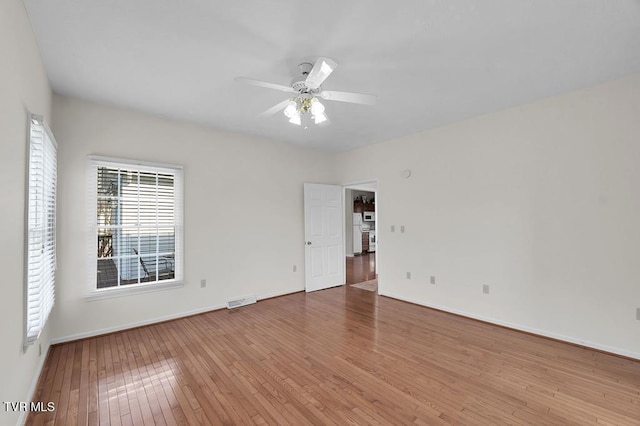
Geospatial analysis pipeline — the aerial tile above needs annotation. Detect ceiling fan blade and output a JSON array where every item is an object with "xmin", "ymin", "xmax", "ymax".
[
  {"xmin": 319, "ymin": 90, "xmax": 378, "ymax": 105},
  {"xmin": 305, "ymin": 57, "xmax": 337, "ymax": 89},
  {"xmin": 260, "ymin": 99, "xmax": 291, "ymax": 116},
  {"xmin": 235, "ymin": 77, "xmax": 295, "ymax": 93}
]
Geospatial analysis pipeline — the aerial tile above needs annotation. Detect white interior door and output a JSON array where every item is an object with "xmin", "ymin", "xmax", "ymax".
[{"xmin": 304, "ymin": 183, "xmax": 344, "ymax": 292}]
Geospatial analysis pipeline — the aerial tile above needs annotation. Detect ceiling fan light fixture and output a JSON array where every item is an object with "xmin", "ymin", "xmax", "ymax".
[
  {"xmin": 283, "ymin": 100, "xmax": 298, "ymax": 118},
  {"xmin": 237, "ymin": 56, "xmax": 376, "ymax": 129},
  {"xmin": 288, "ymin": 111, "xmax": 301, "ymax": 126},
  {"xmin": 310, "ymin": 98, "xmax": 325, "ymax": 115},
  {"xmin": 313, "ymin": 112, "xmax": 327, "ymax": 125}
]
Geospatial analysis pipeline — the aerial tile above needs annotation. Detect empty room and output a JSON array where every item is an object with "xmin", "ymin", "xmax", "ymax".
[{"xmin": 2, "ymin": 0, "xmax": 640, "ymax": 425}]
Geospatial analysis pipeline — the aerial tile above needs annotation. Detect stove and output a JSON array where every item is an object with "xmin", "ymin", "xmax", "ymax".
[{"xmin": 368, "ymin": 229, "xmax": 376, "ymax": 252}]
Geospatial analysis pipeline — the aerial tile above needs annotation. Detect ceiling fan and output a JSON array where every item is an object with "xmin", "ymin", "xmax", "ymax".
[{"xmin": 236, "ymin": 57, "xmax": 377, "ymax": 126}]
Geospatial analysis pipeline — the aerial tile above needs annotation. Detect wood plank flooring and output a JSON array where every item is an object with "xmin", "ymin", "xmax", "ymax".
[
  {"xmin": 346, "ymin": 252, "xmax": 376, "ymax": 284},
  {"xmin": 28, "ymin": 286, "xmax": 640, "ymax": 425}
]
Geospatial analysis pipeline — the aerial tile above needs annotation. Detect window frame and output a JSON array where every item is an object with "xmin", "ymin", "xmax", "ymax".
[
  {"xmin": 86, "ymin": 155, "xmax": 184, "ymax": 301},
  {"xmin": 24, "ymin": 113, "xmax": 57, "ymax": 348}
]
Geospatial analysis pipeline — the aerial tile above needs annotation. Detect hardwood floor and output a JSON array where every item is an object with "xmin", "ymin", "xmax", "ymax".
[
  {"xmin": 346, "ymin": 252, "xmax": 376, "ymax": 284},
  {"xmin": 28, "ymin": 287, "xmax": 640, "ymax": 425}
]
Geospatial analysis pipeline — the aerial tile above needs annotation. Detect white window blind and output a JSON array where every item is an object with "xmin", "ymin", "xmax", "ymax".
[
  {"xmin": 25, "ymin": 114, "xmax": 57, "ymax": 346},
  {"xmin": 89, "ymin": 157, "xmax": 183, "ymax": 295}
]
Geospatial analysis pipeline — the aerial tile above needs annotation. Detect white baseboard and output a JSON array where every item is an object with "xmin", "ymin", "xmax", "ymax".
[
  {"xmin": 380, "ymin": 290, "xmax": 640, "ymax": 361},
  {"xmin": 17, "ymin": 344, "xmax": 51, "ymax": 426},
  {"xmin": 51, "ymin": 303, "xmax": 226, "ymax": 344},
  {"xmin": 51, "ymin": 288, "xmax": 303, "ymax": 345},
  {"xmin": 257, "ymin": 287, "xmax": 303, "ymax": 301}
]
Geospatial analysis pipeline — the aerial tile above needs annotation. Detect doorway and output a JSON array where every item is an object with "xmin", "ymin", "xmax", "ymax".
[{"xmin": 344, "ymin": 182, "xmax": 378, "ymax": 292}]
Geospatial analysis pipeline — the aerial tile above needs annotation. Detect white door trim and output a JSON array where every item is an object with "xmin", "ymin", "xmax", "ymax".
[{"xmin": 342, "ymin": 179, "xmax": 379, "ymax": 288}]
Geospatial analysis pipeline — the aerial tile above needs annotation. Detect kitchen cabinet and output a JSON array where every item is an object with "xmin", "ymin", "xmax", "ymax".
[
  {"xmin": 362, "ymin": 232, "xmax": 369, "ymax": 252},
  {"xmin": 354, "ymin": 200, "xmax": 375, "ymax": 214}
]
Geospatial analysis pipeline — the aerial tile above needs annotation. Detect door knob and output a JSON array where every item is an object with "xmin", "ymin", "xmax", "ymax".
[{"xmin": 306, "ymin": 241, "xmax": 312, "ymax": 245}]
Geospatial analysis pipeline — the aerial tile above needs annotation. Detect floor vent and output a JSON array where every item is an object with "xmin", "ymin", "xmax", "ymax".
[{"xmin": 227, "ymin": 295, "xmax": 257, "ymax": 309}]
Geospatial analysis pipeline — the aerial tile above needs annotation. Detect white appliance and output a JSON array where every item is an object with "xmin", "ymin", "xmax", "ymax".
[
  {"xmin": 363, "ymin": 211, "xmax": 375, "ymax": 222},
  {"xmin": 353, "ymin": 213, "xmax": 363, "ymax": 254},
  {"xmin": 368, "ymin": 229, "xmax": 376, "ymax": 252}
]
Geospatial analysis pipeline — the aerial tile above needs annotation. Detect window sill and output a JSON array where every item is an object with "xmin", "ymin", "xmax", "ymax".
[{"xmin": 85, "ymin": 279, "xmax": 184, "ymax": 301}]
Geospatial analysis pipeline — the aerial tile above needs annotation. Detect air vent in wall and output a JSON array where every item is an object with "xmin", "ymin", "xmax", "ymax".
[{"xmin": 226, "ymin": 295, "xmax": 257, "ymax": 309}]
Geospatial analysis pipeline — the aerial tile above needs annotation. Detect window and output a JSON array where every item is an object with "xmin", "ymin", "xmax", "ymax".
[
  {"xmin": 25, "ymin": 114, "xmax": 57, "ymax": 346},
  {"xmin": 88, "ymin": 157, "xmax": 183, "ymax": 298}
]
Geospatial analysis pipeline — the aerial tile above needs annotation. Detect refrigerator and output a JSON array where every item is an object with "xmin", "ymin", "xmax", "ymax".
[{"xmin": 353, "ymin": 213, "xmax": 363, "ymax": 254}]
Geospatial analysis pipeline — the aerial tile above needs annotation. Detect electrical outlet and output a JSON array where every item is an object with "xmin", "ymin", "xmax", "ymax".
[
  {"xmin": 293, "ymin": 265, "xmax": 297, "ymax": 272},
  {"xmin": 430, "ymin": 276, "xmax": 436, "ymax": 285},
  {"xmin": 391, "ymin": 225, "xmax": 395, "ymax": 232},
  {"xmin": 400, "ymin": 225, "xmax": 405, "ymax": 233},
  {"xmin": 483, "ymin": 284, "xmax": 490, "ymax": 294},
  {"xmin": 636, "ymin": 308, "xmax": 640, "ymax": 321},
  {"xmin": 200, "ymin": 279, "xmax": 207, "ymax": 288},
  {"xmin": 406, "ymin": 272, "xmax": 412, "ymax": 279}
]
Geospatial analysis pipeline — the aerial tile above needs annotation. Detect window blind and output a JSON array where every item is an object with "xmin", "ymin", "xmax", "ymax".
[
  {"xmin": 25, "ymin": 114, "xmax": 57, "ymax": 346},
  {"xmin": 89, "ymin": 157, "xmax": 183, "ymax": 293}
]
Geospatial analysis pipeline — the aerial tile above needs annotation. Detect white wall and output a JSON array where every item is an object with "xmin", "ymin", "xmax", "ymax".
[
  {"xmin": 0, "ymin": 0, "xmax": 53, "ymax": 424},
  {"xmin": 334, "ymin": 73, "xmax": 640, "ymax": 358},
  {"xmin": 51, "ymin": 95, "xmax": 333, "ymax": 341}
]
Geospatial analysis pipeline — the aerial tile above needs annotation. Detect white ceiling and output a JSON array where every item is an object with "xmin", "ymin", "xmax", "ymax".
[{"xmin": 23, "ymin": 0, "xmax": 640, "ymax": 152}]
